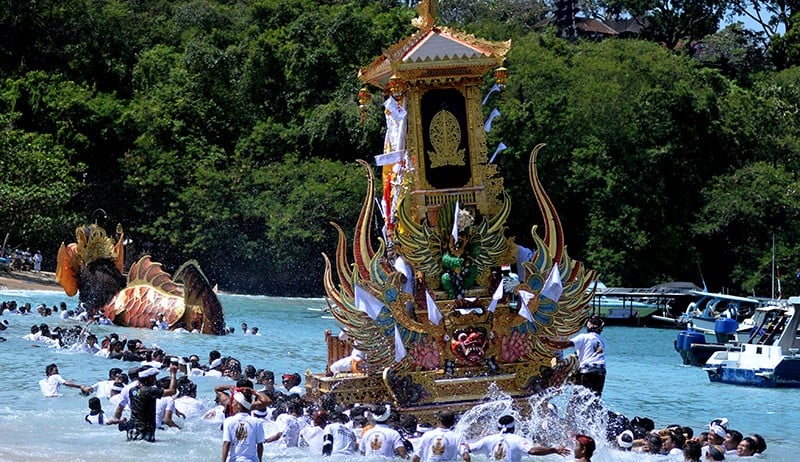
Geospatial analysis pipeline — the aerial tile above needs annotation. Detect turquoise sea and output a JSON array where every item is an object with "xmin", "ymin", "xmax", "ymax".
[{"xmin": 0, "ymin": 289, "xmax": 794, "ymax": 461}]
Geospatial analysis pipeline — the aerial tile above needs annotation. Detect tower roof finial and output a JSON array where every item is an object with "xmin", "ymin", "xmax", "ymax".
[{"xmin": 412, "ymin": 0, "xmax": 437, "ymax": 30}]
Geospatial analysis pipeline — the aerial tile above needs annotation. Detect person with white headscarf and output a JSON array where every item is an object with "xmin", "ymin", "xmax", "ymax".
[
  {"xmin": 222, "ymin": 388, "xmax": 264, "ymax": 462},
  {"xmin": 360, "ymin": 404, "xmax": 407, "ymax": 459}
]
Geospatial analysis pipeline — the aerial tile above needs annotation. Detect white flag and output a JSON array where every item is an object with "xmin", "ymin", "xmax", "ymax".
[
  {"xmin": 487, "ymin": 280, "xmax": 504, "ymax": 312},
  {"xmin": 451, "ymin": 200, "xmax": 460, "ymax": 242},
  {"xmin": 394, "ymin": 325, "xmax": 407, "ymax": 361},
  {"xmin": 384, "ymin": 97, "xmax": 407, "ymax": 121},
  {"xmin": 394, "ymin": 256, "xmax": 414, "ymax": 294},
  {"xmin": 484, "ymin": 108, "xmax": 501, "ymax": 132},
  {"xmin": 489, "ymin": 142, "xmax": 507, "ymax": 163},
  {"xmin": 375, "ymin": 150, "xmax": 403, "ymax": 166},
  {"xmin": 541, "ymin": 265, "xmax": 563, "ymax": 302},
  {"xmin": 426, "ymin": 291, "xmax": 442, "ymax": 325},
  {"xmin": 375, "ymin": 197, "xmax": 386, "ymax": 218},
  {"xmin": 482, "ymin": 83, "xmax": 501, "ymax": 106},
  {"xmin": 355, "ymin": 284, "xmax": 383, "ymax": 320},
  {"xmin": 516, "ymin": 289, "xmax": 536, "ymax": 323}
]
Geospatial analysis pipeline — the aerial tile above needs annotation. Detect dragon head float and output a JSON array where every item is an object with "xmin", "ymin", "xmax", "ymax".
[{"xmin": 56, "ymin": 223, "xmax": 226, "ymax": 335}]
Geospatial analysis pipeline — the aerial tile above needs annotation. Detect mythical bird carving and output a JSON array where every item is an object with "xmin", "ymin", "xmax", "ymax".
[
  {"xmin": 321, "ymin": 146, "xmax": 597, "ymax": 404},
  {"xmin": 56, "ymin": 223, "xmax": 226, "ymax": 335}
]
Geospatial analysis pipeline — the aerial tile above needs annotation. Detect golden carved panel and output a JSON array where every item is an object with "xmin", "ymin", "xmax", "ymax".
[{"xmin": 428, "ymin": 109, "xmax": 466, "ymax": 168}]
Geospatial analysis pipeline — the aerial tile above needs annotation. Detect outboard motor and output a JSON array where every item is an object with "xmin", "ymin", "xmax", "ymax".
[{"xmin": 714, "ymin": 317, "xmax": 738, "ymax": 343}]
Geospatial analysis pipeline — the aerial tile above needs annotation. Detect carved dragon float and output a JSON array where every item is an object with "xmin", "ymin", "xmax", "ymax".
[
  {"xmin": 55, "ymin": 223, "xmax": 226, "ymax": 335},
  {"xmin": 305, "ymin": 0, "xmax": 597, "ymax": 417}
]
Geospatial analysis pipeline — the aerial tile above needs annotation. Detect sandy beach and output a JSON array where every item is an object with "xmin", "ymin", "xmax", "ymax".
[{"xmin": 0, "ymin": 270, "xmax": 61, "ymax": 291}]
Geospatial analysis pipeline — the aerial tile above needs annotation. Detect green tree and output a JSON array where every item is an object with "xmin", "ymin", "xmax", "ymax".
[
  {"xmin": 694, "ymin": 22, "xmax": 769, "ymax": 83},
  {"xmin": 603, "ymin": 0, "xmax": 728, "ymax": 50},
  {"xmin": 696, "ymin": 162, "xmax": 800, "ymax": 295},
  {"xmin": 436, "ymin": 0, "xmax": 549, "ymax": 38},
  {"xmin": 497, "ymin": 36, "xmax": 731, "ymax": 286},
  {"xmin": 0, "ymin": 114, "xmax": 84, "ymax": 258},
  {"xmin": 729, "ymin": 0, "xmax": 798, "ymax": 68}
]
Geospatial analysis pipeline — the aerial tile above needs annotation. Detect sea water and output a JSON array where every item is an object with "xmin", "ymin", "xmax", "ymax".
[{"xmin": 0, "ymin": 289, "xmax": 794, "ymax": 461}]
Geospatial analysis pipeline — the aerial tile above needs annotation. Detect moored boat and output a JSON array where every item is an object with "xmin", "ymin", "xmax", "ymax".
[
  {"xmin": 703, "ymin": 299, "xmax": 800, "ymax": 387},
  {"xmin": 587, "ymin": 281, "xmax": 661, "ymax": 324},
  {"xmin": 653, "ymin": 290, "xmax": 760, "ymax": 335},
  {"xmin": 672, "ymin": 297, "xmax": 787, "ymax": 367}
]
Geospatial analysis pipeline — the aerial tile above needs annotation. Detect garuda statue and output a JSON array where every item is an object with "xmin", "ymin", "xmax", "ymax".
[
  {"xmin": 55, "ymin": 223, "xmax": 226, "ymax": 335},
  {"xmin": 317, "ymin": 146, "xmax": 597, "ymax": 409}
]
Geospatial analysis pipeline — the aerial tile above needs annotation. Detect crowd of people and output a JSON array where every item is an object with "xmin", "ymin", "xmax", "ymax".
[
  {"xmin": 606, "ymin": 414, "xmax": 767, "ymax": 461},
  {"xmin": 3, "ymin": 297, "xmax": 771, "ymax": 461},
  {"xmin": 0, "ymin": 247, "xmax": 43, "ymax": 272}
]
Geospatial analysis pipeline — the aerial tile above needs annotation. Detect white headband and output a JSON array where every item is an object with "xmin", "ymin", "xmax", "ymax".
[
  {"xmin": 371, "ymin": 405, "xmax": 391, "ymax": 422},
  {"xmin": 498, "ymin": 419, "xmax": 515, "ymax": 430},
  {"xmin": 233, "ymin": 392, "xmax": 252, "ymax": 410}
]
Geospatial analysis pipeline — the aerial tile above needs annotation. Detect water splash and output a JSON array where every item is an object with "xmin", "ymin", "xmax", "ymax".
[{"xmin": 455, "ymin": 383, "xmax": 611, "ymax": 450}]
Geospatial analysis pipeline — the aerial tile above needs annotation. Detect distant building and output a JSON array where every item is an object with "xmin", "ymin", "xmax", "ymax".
[{"xmin": 539, "ymin": 0, "xmax": 648, "ymax": 41}]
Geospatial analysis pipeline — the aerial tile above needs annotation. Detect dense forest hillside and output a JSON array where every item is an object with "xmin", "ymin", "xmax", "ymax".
[{"xmin": 1, "ymin": 0, "xmax": 799, "ymax": 296}]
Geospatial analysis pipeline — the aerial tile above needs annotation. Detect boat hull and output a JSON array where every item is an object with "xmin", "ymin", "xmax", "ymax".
[
  {"xmin": 705, "ymin": 358, "xmax": 800, "ymax": 387},
  {"xmin": 704, "ymin": 340, "xmax": 800, "ymax": 388}
]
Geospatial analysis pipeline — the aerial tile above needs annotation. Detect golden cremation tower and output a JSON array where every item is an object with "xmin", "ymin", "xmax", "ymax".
[
  {"xmin": 358, "ymin": 0, "xmax": 510, "ymax": 228},
  {"xmin": 307, "ymin": 0, "xmax": 597, "ymax": 418}
]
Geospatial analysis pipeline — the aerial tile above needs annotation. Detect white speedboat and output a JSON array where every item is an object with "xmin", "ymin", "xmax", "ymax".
[
  {"xmin": 682, "ymin": 291, "xmax": 759, "ymax": 335},
  {"xmin": 704, "ymin": 299, "xmax": 800, "ymax": 387},
  {"xmin": 653, "ymin": 291, "xmax": 760, "ymax": 341}
]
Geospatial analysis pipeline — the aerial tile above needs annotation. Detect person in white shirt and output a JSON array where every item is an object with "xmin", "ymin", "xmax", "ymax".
[
  {"xmin": 108, "ymin": 382, "xmax": 126, "ymax": 409},
  {"xmin": 265, "ymin": 400, "xmax": 303, "ymax": 448},
  {"xmin": 155, "ymin": 395, "xmax": 181, "ymax": 429},
  {"xmin": 110, "ymin": 367, "xmax": 141, "ymax": 419},
  {"xmin": 413, "ymin": 410, "xmax": 470, "ymax": 462},
  {"xmin": 23, "ymin": 325, "xmax": 41, "ymax": 341},
  {"xmin": 173, "ymin": 377, "xmax": 207, "ymax": 419},
  {"xmin": 329, "ymin": 348, "xmax": 366, "ymax": 374},
  {"xmin": 322, "ymin": 411, "xmax": 357, "ymax": 456},
  {"xmin": 85, "ymin": 397, "xmax": 105, "ymax": 425},
  {"xmin": 280, "ymin": 372, "xmax": 305, "ymax": 395},
  {"xmin": 722, "ymin": 429, "xmax": 742, "ymax": 456},
  {"xmin": 541, "ymin": 315, "xmax": 606, "ymax": 396},
  {"xmin": 206, "ymin": 350, "xmax": 224, "ymax": 377},
  {"xmin": 81, "ymin": 334, "xmax": 100, "ymax": 354},
  {"xmin": 140, "ymin": 349, "xmax": 166, "ymax": 369},
  {"xmin": 156, "ymin": 313, "xmax": 169, "ymax": 330},
  {"xmin": 32, "ymin": 250, "xmax": 43, "ymax": 272},
  {"xmin": 299, "ymin": 409, "xmax": 327, "ymax": 454},
  {"xmin": 89, "ymin": 367, "xmax": 123, "ymax": 399},
  {"xmin": 221, "ymin": 390, "xmax": 265, "ymax": 462},
  {"xmin": 359, "ymin": 404, "xmax": 408, "ymax": 459},
  {"xmin": 467, "ymin": 415, "xmax": 569, "ymax": 462},
  {"xmin": 663, "ymin": 429, "xmax": 686, "ymax": 456},
  {"xmin": 39, "ymin": 363, "xmax": 92, "ymax": 397},
  {"xmin": 185, "ymin": 354, "xmax": 205, "ymax": 376}
]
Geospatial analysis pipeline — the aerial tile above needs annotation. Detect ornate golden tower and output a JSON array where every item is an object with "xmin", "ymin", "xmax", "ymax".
[
  {"xmin": 309, "ymin": 0, "xmax": 597, "ymax": 419},
  {"xmin": 359, "ymin": 0, "xmax": 511, "ymax": 224}
]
